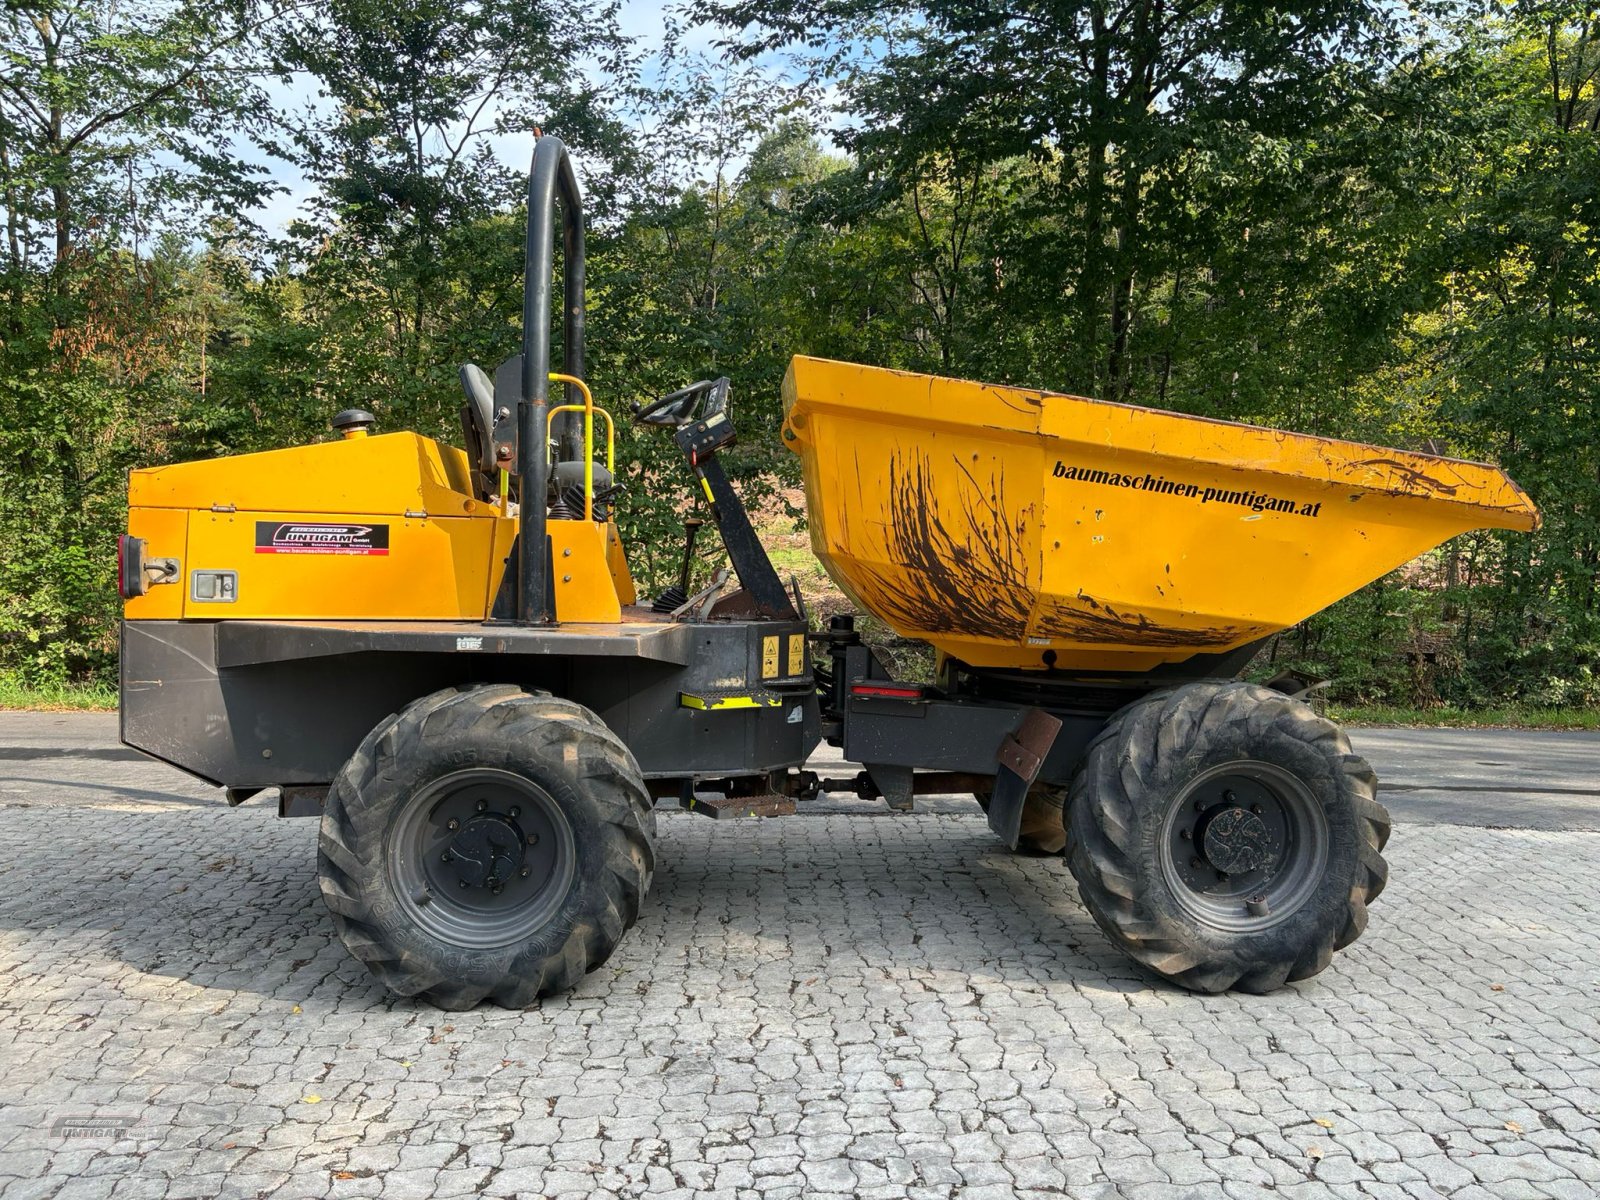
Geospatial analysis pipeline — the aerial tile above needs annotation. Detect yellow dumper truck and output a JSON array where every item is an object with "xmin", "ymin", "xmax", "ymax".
[{"xmin": 117, "ymin": 137, "xmax": 1538, "ymax": 1007}]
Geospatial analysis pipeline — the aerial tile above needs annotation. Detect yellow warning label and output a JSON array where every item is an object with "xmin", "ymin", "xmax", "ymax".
[
  {"xmin": 787, "ymin": 633, "xmax": 805, "ymax": 677},
  {"xmin": 761, "ymin": 635, "xmax": 779, "ymax": 679},
  {"xmin": 680, "ymin": 692, "xmax": 782, "ymax": 711}
]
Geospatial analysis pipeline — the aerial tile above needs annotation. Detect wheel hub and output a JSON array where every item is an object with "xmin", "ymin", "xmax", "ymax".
[
  {"xmin": 1160, "ymin": 761, "xmax": 1329, "ymax": 932},
  {"xmin": 446, "ymin": 813, "xmax": 526, "ymax": 889},
  {"xmin": 1200, "ymin": 806, "xmax": 1271, "ymax": 875},
  {"xmin": 388, "ymin": 768, "xmax": 576, "ymax": 949}
]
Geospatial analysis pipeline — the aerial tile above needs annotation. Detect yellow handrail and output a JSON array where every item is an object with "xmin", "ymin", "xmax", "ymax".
[
  {"xmin": 545, "ymin": 373, "xmax": 614, "ymax": 520},
  {"xmin": 546, "ymin": 404, "xmax": 615, "ymax": 475}
]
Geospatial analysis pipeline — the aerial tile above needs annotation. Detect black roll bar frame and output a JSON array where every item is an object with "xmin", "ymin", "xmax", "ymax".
[{"xmin": 517, "ymin": 134, "xmax": 587, "ymax": 625}]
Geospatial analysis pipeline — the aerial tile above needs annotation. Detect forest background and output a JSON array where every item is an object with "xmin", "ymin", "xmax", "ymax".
[{"xmin": 2, "ymin": 0, "xmax": 1598, "ymax": 716}]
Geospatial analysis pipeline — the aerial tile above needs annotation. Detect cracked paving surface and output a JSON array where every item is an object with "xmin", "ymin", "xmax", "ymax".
[{"xmin": 1, "ymin": 714, "xmax": 1599, "ymax": 1199}]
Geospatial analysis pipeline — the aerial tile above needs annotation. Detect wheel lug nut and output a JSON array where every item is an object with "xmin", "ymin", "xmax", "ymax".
[
  {"xmin": 1194, "ymin": 799, "xmax": 1205, "ymax": 812},
  {"xmin": 476, "ymin": 799, "xmax": 487, "ymax": 812},
  {"xmin": 446, "ymin": 818, "xmax": 460, "ymax": 831},
  {"xmin": 441, "ymin": 852, "xmax": 453, "ymax": 863},
  {"xmin": 1180, "ymin": 828, "xmax": 1192, "ymax": 841},
  {"xmin": 458, "ymin": 880, "xmax": 469, "ymax": 890},
  {"xmin": 1251, "ymin": 804, "xmax": 1263, "ymax": 815},
  {"xmin": 527, "ymin": 833, "xmax": 539, "ymax": 846},
  {"xmin": 510, "ymin": 806, "xmax": 521, "ymax": 818},
  {"xmin": 519, "ymin": 866, "xmax": 530, "ymax": 878},
  {"xmin": 1189, "ymin": 857, "xmax": 1202, "ymax": 869},
  {"xmin": 1223, "ymin": 790, "xmax": 1236, "ymax": 803},
  {"xmin": 491, "ymin": 885, "xmax": 503, "ymax": 896},
  {"xmin": 1218, "ymin": 871, "xmax": 1230, "ymax": 882}
]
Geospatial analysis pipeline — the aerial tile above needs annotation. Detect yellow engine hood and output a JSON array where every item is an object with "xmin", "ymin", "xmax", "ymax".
[{"xmin": 781, "ymin": 356, "xmax": 1538, "ymax": 673}]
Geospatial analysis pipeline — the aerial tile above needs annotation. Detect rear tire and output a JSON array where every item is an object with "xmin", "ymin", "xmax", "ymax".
[
  {"xmin": 974, "ymin": 789, "xmax": 1067, "ymax": 854},
  {"xmin": 318, "ymin": 685, "xmax": 655, "ymax": 1009},
  {"xmin": 1066, "ymin": 681, "xmax": 1388, "ymax": 993}
]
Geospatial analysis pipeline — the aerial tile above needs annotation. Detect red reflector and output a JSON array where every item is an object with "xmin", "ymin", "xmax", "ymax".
[{"xmin": 850, "ymin": 683, "xmax": 927, "ymax": 700}]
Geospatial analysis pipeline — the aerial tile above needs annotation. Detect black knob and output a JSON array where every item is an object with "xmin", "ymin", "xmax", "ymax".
[{"xmin": 331, "ymin": 408, "xmax": 376, "ymax": 435}]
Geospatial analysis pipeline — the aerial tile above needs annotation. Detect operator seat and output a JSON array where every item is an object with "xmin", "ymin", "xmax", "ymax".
[{"xmin": 457, "ymin": 363, "xmax": 498, "ymax": 501}]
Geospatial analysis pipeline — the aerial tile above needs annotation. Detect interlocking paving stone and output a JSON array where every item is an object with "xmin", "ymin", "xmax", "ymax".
[{"xmin": 1, "ymin": 794, "xmax": 1597, "ymax": 1198}]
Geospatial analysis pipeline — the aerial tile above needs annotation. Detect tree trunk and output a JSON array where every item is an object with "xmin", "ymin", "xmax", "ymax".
[
  {"xmin": 1107, "ymin": 0, "xmax": 1158, "ymax": 401},
  {"xmin": 52, "ymin": 179, "xmax": 70, "ymax": 264},
  {"xmin": 1442, "ymin": 538, "xmax": 1460, "ymax": 620},
  {"xmin": 1073, "ymin": 8, "xmax": 1112, "ymax": 394},
  {"xmin": 31, "ymin": 12, "xmax": 72, "ymax": 267},
  {"xmin": 0, "ymin": 139, "xmax": 19, "ymax": 272}
]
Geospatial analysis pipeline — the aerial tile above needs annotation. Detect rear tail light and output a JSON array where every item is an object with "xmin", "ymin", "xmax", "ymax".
[
  {"xmin": 850, "ymin": 682, "xmax": 930, "ymax": 700},
  {"xmin": 118, "ymin": 535, "xmax": 147, "ymax": 598}
]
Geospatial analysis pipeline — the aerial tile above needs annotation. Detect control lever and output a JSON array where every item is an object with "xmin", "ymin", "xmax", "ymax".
[
  {"xmin": 677, "ymin": 519, "xmax": 704, "ymax": 592},
  {"xmin": 651, "ymin": 518, "xmax": 706, "ymax": 613}
]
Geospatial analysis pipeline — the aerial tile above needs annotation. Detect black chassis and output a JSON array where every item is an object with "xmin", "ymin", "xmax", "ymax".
[
  {"xmin": 121, "ymin": 613, "xmax": 821, "ymax": 805},
  {"xmin": 122, "ymin": 609, "xmax": 1257, "ymax": 848}
]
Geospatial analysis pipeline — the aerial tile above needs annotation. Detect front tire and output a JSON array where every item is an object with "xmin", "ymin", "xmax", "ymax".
[
  {"xmin": 318, "ymin": 685, "xmax": 655, "ymax": 1009},
  {"xmin": 1066, "ymin": 682, "xmax": 1389, "ymax": 993}
]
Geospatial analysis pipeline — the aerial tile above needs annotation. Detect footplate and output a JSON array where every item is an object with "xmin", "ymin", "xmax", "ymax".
[{"xmin": 682, "ymin": 794, "xmax": 797, "ymax": 819}]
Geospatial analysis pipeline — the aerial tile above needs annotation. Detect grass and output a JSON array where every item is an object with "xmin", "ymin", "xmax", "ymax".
[
  {"xmin": 765, "ymin": 544, "xmax": 840, "ymax": 606},
  {"xmin": 0, "ymin": 670, "xmax": 118, "ymax": 712},
  {"xmin": 1326, "ymin": 703, "xmax": 1600, "ymax": 730}
]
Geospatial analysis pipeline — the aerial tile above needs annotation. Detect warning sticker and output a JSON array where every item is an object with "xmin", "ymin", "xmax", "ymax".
[{"xmin": 254, "ymin": 521, "xmax": 390, "ymax": 555}]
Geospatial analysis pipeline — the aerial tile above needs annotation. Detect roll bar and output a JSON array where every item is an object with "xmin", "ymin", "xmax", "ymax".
[{"xmin": 517, "ymin": 134, "xmax": 586, "ymax": 625}]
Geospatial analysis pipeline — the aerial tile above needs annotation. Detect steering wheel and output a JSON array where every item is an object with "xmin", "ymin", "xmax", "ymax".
[{"xmin": 633, "ymin": 378, "xmax": 730, "ymax": 427}]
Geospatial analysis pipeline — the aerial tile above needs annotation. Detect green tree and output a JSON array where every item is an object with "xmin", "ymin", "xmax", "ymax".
[
  {"xmin": 270, "ymin": 0, "xmax": 631, "ymax": 438},
  {"xmin": 0, "ymin": 0, "xmax": 290, "ymax": 684},
  {"xmin": 0, "ymin": 0, "xmax": 283, "ymax": 270},
  {"xmin": 694, "ymin": 0, "xmax": 1413, "ymax": 400},
  {"xmin": 1377, "ymin": 9, "xmax": 1600, "ymax": 703},
  {"xmin": 584, "ymin": 63, "xmax": 826, "ymax": 589}
]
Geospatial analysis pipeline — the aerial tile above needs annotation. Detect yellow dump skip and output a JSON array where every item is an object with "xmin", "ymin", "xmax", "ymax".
[{"xmin": 782, "ymin": 356, "xmax": 1539, "ymax": 673}]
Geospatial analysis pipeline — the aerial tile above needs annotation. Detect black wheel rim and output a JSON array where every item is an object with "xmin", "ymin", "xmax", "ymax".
[
  {"xmin": 388, "ymin": 767, "xmax": 576, "ymax": 950},
  {"xmin": 1158, "ymin": 760, "xmax": 1328, "ymax": 933}
]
